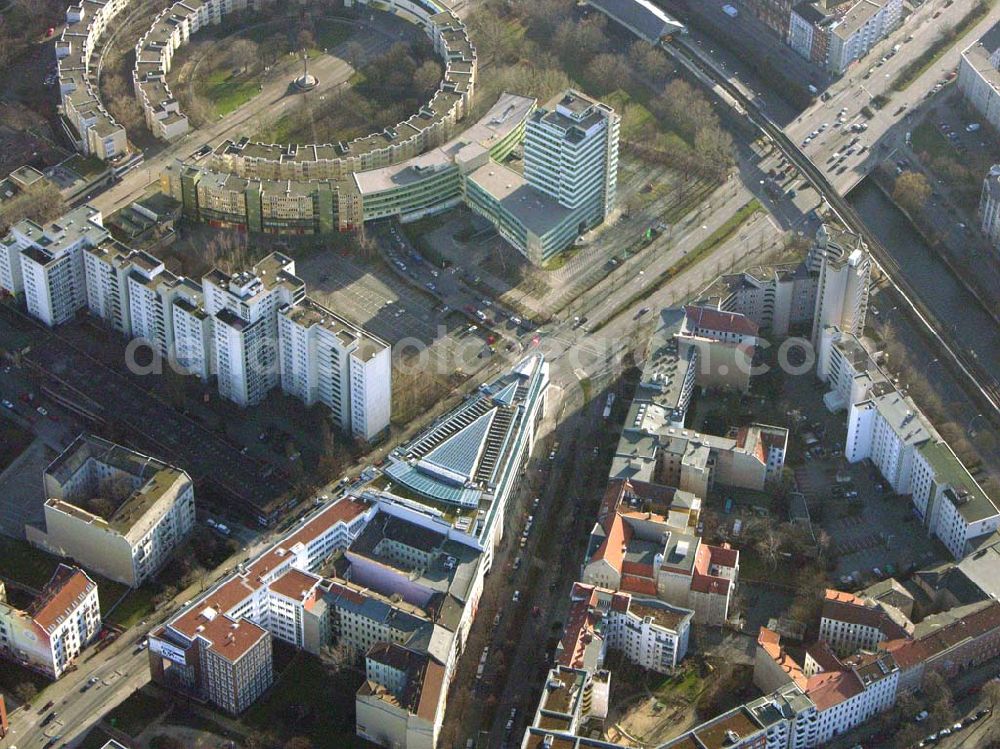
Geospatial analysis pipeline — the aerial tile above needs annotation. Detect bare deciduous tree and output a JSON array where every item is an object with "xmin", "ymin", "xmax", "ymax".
[
  {"xmin": 229, "ymin": 39, "xmax": 259, "ymax": 74},
  {"xmin": 0, "ymin": 180, "xmax": 67, "ymax": 235},
  {"xmin": 893, "ymin": 171, "xmax": 932, "ymax": 215},
  {"xmin": 585, "ymin": 53, "xmax": 629, "ymax": 96}
]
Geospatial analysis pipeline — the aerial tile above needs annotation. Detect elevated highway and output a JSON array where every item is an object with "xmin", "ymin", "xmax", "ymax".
[{"xmin": 664, "ymin": 37, "xmax": 1000, "ymax": 416}]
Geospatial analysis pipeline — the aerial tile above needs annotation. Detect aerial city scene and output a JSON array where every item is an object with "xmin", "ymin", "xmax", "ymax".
[{"xmin": 2, "ymin": 0, "xmax": 1000, "ymax": 747}]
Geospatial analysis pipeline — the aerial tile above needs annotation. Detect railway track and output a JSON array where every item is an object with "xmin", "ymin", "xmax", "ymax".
[{"xmin": 666, "ymin": 36, "xmax": 1000, "ymax": 417}]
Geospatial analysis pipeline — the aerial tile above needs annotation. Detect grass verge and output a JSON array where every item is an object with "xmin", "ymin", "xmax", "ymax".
[
  {"xmin": 684, "ymin": 199, "xmax": 762, "ymax": 260},
  {"xmin": 892, "ymin": 0, "xmax": 993, "ymax": 91},
  {"xmin": 0, "ymin": 536, "xmax": 128, "ymax": 615},
  {"xmin": 591, "ymin": 199, "xmax": 762, "ymax": 332},
  {"xmin": 105, "ymin": 586, "xmax": 156, "ymax": 628},
  {"xmin": 106, "ymin": 689, "xmax": 168, "ymax": 737},
  {"xmin": 650, "ymin": 662, "xmax": 704, "ymax": 703}
]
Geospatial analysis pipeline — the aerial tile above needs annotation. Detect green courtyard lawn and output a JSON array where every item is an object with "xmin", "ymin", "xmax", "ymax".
[
  {"xmin": 315, "ymin": 20, "xmax": 353, "ymax": 50},
  {"xmin": 0, "ymin": 536, "xmax": 129, "ymax": 615},
  {"xmin": 650, "ymin": 663, "xmax": 705, "ymax": 704},
  {"xmin": 244, "ymin": 651, "xmax": 363, "ymax": 745},
  {"xmin": 199, "ymin": 19, "xmax": 358, "ymax": 116},
  {"xmin": 910, "ymin": 121, "xmax": 954, "ymax": 161},
  {"xmin": 201, "ymin": 68, "xmax": 261, "ymax": 117},
  {"xmin": 106, "ymin": 689, "xmax": 169, "ymax": 737},
  {"xmin": 104, "ymin": 585, "xmax": 156, "ymax": 629}
]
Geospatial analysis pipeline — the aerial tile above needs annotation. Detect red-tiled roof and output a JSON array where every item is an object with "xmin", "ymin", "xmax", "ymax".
[
  {"xmin": 690, "ymin": 574, "xmax": 731, "ymax": 595},
  {"xmin": 824, "ymin": 589, "xmax": 866, "ymax": 606},
  {"xmin": 327, "ymin": 579, "xmax": 368, "ymax": 606},
  {"xmin": 689, "ymin": 543, "xmax": 735, "ymax": 596},
  {"xmin": 287, "ymin": 497, "xmax": 368, "ymax": 548},
  {"xmin": 197, "ymin": 615, "xmax": 269, "ymax": 663},
  {"xmin": 807, "ymin": 670, "xmax": 863, "ymax": 711},
  {"xmin": 757, "ymin": 627, "xmax": 806, "ymax": 689},
  {"xmin": 610, "ymin": 591, "xmax": 631, "ymax": 613},
  {"xmin": 169, "ymin": 497, "xmax": 369, "ymax": 639},
  {"xmin": 269, "ymin": 568, "xmax": 321, "ymax": 602},
  {"xmin": 881, "ymin": 638, "xmax": 927, "ymax": 670},
  {"xmin": 806, "ymin": 640, "xmax": 844, "ymax": 673},
  {"xmin": 556, "ymin": 594, "xmax": 599, "ymax": 669},
  {"xmin": 30, "ymin": 565, "xmax": 96, "ymax": 634},
  {"xmin": 758, "ymin": 626, "xmax": 780, "ymax": 649},
  {"xmin": 170, "ymin": 576, "xmax": 259, "ymax": 639},
  {"xmin": 707, "ymin": 543, "xmax": 739, "ymax": 568},
  {"xmin": 592, "ymin": 514, "xmax": 630, "ymax": 574},
  {"xmin": 882, "ymin": 601, "xmax": 1000, "ymax": 670},
  {"xmin": 621, "ymin": 575, "xmax": 657, "ymax": 596},
  {"xmin": 416, "ymin": 660, "xmax": 445, "ymax": 721},
  {"xmin": 821, "ymin": 589, "xmax": 910, "ymax": 641},
  {"xmin": 621, "ymin": 560, "xmax": 655, "ymax": 578},
  {"xmin": 248, "ymin": 497, "xmax": 369, "ymax": 581},
  {"xmin": 733, "ymin": 426, "xmax": 767, "ymax": 466},
  {"xmin": 684, "ymin": 305, "xmax": 760, "ymax": 337}
]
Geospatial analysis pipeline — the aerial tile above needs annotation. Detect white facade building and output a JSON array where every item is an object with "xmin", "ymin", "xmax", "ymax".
[
  {"xmin": 149, "ymin": 497, "xmax": 373, "ymax": 713},
  {"xmin": 515, "ymin": 89, "xmax": 620, "ymax": 259},
  {"xmin": 83, "ymin": 240, "xmax": 134, "ymax": 336},
  {"xmin": 79, "ymin": 229, "xmax": 389, "ymax": 433},
  {"xmin": 911, "ymin": 440, "xmax": 1000, "ymax": 559},
  {"xmin": 127, "ymin": 256, "xmax": 180, "ymax": 359},
  {"xmin": 0, "ymin": 565, "xmax": 101, "ymax": 679},
  {"xmin": 28, "ymin": 435, "xmax": 196, "ymax": 587},
  {"xmin": 558, "ymin": 584, "xmax": 693, "ymax": 674},
  {"xmin": 787, "ymin": 0, "xmax": 902, "ymax": 74},
  {"xmin": 826, "ymin": 0, "xmax": 903, "ymax": 74},
  {"xmin": 278, "ymin": 298, "xmax": 392, "ymax": 441},
  {"xmin": 845, "ymin": 386, "xmax": 931, "ymax": 493},
  {"xmin": 56, "ymin": 0, "xmax": 130, "ymax": 160},
  {"xmin": 979, "ymin": 164, "xmax": 1000, "ymax": 251},
  {"xmin": 959, "ymin": 24, "xmax": 1000, "ymax": 134},
  {"xmin": 815, "ymin": 329, "xmax": 887, "ymax": 412},
  {"xmin": 171, "ymin": 282, "xmax": 215, "ymax": 380},
  {"xmin": 1, "ymin": 205, "xmax": 108, "ymax": 326},
  {"xmin": 0, "ymin": 232, "xmax": 24, "ymax": 296},
  {"xmin": 818, "ymin": 589, "xmax": 912, "ymax": 657},
  {"xmin": 755, "ymin": 629, "xmax": 900, "ymax": 748},
  {"xmin": 524, "ymin": 90, "xmax": 619, "ymax": 217},
  {"xmin": 845, "ymin": 385, "xmax": 1000, "ymax": 558},
  {"xmin": 203, "ymin": 253, "xmax": 305, "ymax": 407},
  {"xmin": 812, "ymin": 226, "xmax": 870, "ymax": 361}
]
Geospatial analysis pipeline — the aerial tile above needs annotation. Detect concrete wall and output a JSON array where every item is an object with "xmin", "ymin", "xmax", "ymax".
[{"xmin": 27, "ymin": 505, "xmax": 137, "ymax": 587}]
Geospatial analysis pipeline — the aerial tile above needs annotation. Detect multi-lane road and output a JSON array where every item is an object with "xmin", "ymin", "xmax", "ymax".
[
  {"xmin": 788, "ymin": 0, "xmax": 999, "ymax": 195},
  {"xmin": 7, "ymin": 1, "xmax": 999, "ymax": 747},
  {"xmin": 667, "ymin": 13, "xmax": 1000, "ymax": 419}
]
